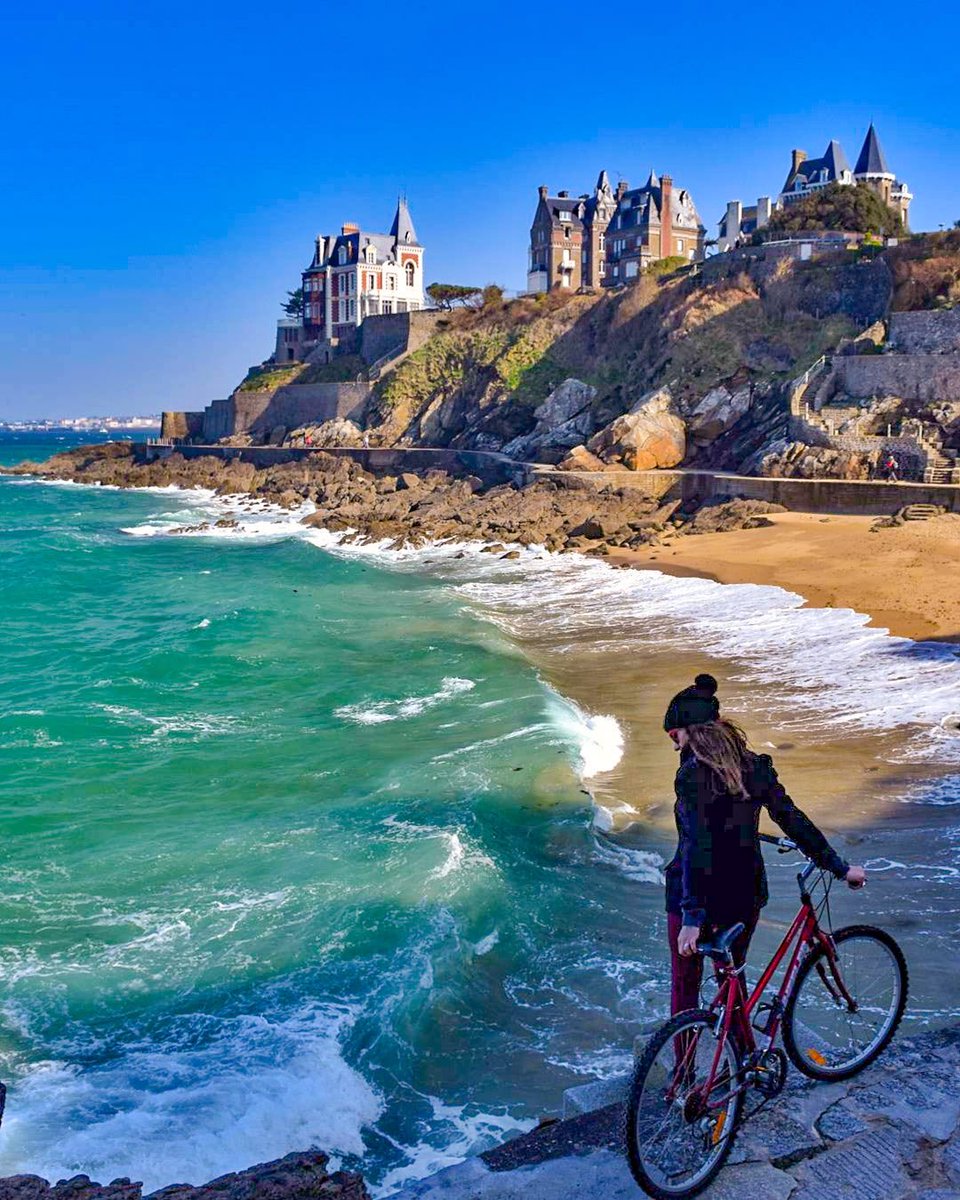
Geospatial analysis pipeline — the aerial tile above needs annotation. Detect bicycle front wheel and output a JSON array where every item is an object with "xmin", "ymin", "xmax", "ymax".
[
  {"xmin": 783, "ymin": 924, "xmax": 908, "ymax": 1081},
  {"xmin": 624, "ymin": 1009, "xmax": 744, "ymax": 1200}
]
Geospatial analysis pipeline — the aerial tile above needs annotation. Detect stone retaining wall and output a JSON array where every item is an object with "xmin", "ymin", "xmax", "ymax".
[
  {"xmin": 359, "ymin": 310, "xmax": 443, "ymax": 366},
  {"xmin": 531, "ymin": 466, "xmax": 960, "ymax": 513},
  {"xmin": 834, "ymin": 354, "xmax": 960, "ymax": 402},
  {"xmin": 889, "ymin": 309, "xmax": 960, "ymax": 354},
  {"xmin": 198, "ymin": 384, "xmax": 372, "ymax": 441}
]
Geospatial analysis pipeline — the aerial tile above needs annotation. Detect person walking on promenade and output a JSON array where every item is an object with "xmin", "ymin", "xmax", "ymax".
[
  {"xmin": 663, "ymin": 674, "xmax": 866, "ymax": 1015},
  {"xmin": 883, "ymin": 453, "xmax": 899, "ymax": 482}
]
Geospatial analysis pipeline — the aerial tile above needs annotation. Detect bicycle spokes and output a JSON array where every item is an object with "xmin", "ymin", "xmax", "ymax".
[
  {"xmin": 786, "ymin": 927, "xmax": 907, "ymax": 1078},
  {"xmin": 628, "ymin": 1013, "xmax": 742, "ymax": 1196}
]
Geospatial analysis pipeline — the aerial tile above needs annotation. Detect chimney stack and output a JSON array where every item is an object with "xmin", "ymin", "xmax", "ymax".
[
  {"xmin": 659, "ymin": 174, "xmax": 673, "ymax": 259},
  {"xmin": 791, "ymin": 149, "xmax": 807, "ymax": 176},
  {"xmin": 558, "ymin": 190, "xmax": 569, "ymax": 198},
  {"xmin": 615, "ymin": 179, "xmax": 628, "ymax": 201},
  {"xmin": 342, "ymin": 222, "xmax": 359, "ymax": 235},
  {"xmin": 725, "ymin": 200, "xmax": 743, "ymax": 250},
  {"xmin": 538, "ymin": 185, "xmax": 549, "ymax": 200}
]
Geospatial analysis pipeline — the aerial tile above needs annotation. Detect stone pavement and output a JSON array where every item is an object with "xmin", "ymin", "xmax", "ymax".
[{"xmin": 387, "ymin": 1024, "xmax": 960, "ymax": 1199}]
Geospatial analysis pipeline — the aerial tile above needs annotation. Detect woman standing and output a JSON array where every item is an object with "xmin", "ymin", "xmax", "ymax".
[{"xmin": 663, "ymin": 674, "xmax": 866, "ymax": 1015}]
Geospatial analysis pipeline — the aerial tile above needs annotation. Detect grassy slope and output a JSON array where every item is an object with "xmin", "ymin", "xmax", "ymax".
[{"xmin": 366, "ymin": 255, "xmax": 872, "ymax": 450}]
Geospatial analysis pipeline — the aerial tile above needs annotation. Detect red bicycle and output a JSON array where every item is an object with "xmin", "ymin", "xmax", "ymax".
[{"xmin": 625, "ymin": 833, "xmax": 908, "ymax": 1198}]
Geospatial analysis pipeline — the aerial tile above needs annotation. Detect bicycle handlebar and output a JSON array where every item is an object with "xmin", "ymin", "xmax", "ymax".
[{"xmin": 758, "ymin": 833, "xmax": 799, "ymax": 853}]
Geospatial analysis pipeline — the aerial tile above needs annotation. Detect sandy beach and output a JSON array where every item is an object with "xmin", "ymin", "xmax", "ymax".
[{"xmin": 613, "ymin": 510, "xmax": 960, "ymax": 644}]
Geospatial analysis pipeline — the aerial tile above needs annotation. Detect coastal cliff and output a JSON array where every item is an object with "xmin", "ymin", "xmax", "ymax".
[{"xmin": 175, "ymin": 232, "xmax": 960, "ymax": 488}]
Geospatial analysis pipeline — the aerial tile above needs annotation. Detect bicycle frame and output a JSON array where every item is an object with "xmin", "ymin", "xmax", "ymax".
[{"xmin": 671, "ymin": 857, "xmax": 857, "ymax": 1112}]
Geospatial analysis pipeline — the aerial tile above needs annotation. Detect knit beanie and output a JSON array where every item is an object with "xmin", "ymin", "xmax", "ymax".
[{"xmin": 663, "ymin": 673, "xmax": 720, "ymax": 732}]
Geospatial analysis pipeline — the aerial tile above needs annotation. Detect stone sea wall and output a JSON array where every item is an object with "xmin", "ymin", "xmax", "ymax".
[{"xmin": 196, "ymin": 385, "xmax": 372, "ymax": 442}]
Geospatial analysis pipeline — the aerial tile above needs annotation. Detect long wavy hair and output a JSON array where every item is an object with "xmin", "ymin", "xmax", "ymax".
[{"xmin": 686, "ymin": 719, "xmax": 752, "ymax": 798}]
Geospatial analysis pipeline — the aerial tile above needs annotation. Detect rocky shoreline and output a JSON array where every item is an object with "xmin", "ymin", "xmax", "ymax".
[
  {"xmin": 0, "ymin": 443, "xmax": 782, "ymax": 554},
  {"xmin": 0, "ymin": 1152, "xmax": 368, "ymax": 1200}
]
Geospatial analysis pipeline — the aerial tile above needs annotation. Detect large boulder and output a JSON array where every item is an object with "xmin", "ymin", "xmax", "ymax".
[
  {"xmin": 292, "ymin": 419, "xmax": 362, "ymax": 448},
  {"xmin": 587, "ymin": 386, "xmax": 685, "ymax": 470},
  {"xmin": 557, "ymin": 444, "xmax": 608, "ymax": 472},
  {"xmin": 502, "ymin": 379, "xmax": 597, "ymax": 460},
  {"xmin": 687, "ymin": 386, "xmax": 752, "ymax": 443},
  {"xmin": 533, "ymin": 378, "xmax": 597, "ymax": 429}
]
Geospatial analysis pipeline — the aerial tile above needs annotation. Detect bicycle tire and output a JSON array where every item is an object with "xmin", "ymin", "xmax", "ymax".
[
  {"xmin": 782, "ymin": 924, "xmax": 908, "ymax": 1082},
  {"xmin": 624, "ymin": 1009, "xmax": 745, "ymax": 1200}
]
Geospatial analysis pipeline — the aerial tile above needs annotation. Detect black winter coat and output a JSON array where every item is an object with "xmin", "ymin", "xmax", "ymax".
[{"xmin": 664, "ymin": 749, "xmax": 849, "ymax": 928}]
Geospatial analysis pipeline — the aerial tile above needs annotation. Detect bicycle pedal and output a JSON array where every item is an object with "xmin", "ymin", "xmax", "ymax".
[
  {"xmin": 751, "ymin": 999, "xmax": 783, "ymax": 1035},
  {"xmin": 751, "ymin": 1003, "xmax": 774, "ymax": 1034}
]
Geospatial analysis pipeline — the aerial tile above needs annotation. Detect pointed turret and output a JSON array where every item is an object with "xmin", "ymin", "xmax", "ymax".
[
  {"xmin": 821, "ymin": 140, "xmax": 851, "ymax": 180},
  {"xmin": 595, "ymin": 169, "xmax": 612, "ymax": 195},
  {"xmin": 854, "ymin": 124, "xmax": 891, "ymax": 176},
  {"xmin": 645, "ymin": 168, "xmax": 660, "ymax": 190},
  {"xmin": 390, "ymin": 196, "xmax": 419, "ymax": 245}
]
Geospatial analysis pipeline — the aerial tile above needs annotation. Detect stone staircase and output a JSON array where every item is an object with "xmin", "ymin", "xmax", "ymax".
[
  {"xmin": 901, "ymin": 503, "xmax": 941, "ymax": 521},
  {"xmin": 923, "ymin": 448, "xmax": 956, "ymax": 484}
]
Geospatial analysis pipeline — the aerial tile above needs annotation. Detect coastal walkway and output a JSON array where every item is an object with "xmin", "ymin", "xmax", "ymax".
[
  {"xmin": 388, "ymin": 1022, "xmax": 960, "ymax": 1199},
  {"xmin": 139, "ymin": 442, "xmax": 960, "ymax": 516}
]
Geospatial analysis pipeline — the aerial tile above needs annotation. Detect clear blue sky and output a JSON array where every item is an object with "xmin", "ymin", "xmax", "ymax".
[{"xmin": 1, "ymin": 0, "xmax": 958, "ymax": 419}]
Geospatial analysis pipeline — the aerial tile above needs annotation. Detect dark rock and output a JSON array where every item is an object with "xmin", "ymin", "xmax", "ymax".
[{"xmin": 0, "ymin": 1154, "xmax": 369, "ymax": 1200}]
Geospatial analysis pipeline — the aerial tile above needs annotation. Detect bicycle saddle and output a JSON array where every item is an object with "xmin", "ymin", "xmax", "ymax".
[{"xmin": 697, "ymin": 922, "xmax": 746, "ymax": 960}]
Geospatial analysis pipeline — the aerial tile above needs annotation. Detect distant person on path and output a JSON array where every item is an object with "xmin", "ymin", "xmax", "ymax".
[
  {"xmin": 883, "ymin": 453, "xmax": 899, "ymax": 482},
  {"xmin": 662, "ymin": 674, "xmax": 866, "ymax": 1015}
]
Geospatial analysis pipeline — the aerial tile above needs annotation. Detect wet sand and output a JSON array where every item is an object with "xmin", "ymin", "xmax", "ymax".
[
  {"xmin": 611, "ymin": 510, "xmax": 960, "ymax": 644},
  {"xmin": 502, "ymin": 558, "xmax": 960, "ymax": 1030}
]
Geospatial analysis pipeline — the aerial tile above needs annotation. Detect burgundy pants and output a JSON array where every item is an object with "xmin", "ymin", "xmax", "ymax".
[{"xmin": 668, "ymin": 911, "xmax": 759, "ymax": 1015}]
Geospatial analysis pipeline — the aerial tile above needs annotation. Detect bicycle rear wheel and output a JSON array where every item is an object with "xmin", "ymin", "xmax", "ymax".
[
  {"xmin": 624, "ymin": 1009, "xmax": 744, "ymax": 1200},
  {"xmin": 783, "ymin": 924, "xmax": 908, "ymax": 1081}
]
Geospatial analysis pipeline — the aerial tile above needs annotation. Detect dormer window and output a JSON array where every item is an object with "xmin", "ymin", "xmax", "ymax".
[
  {"xmin": 338, "ymin": 245, "xmax": 348, "ymax": 265},
  {"xmin": 558, "ymin": 210, "xmax": 572, "ymax": 221}
]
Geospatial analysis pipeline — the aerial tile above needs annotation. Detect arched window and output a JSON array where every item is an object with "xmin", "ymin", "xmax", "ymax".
[
  {"xmin": 405, "ymin": 261, "xmax": 415, "ymax": 287},
  {"xmin": 339, "ymin": 245, "xmax": 348, "ymax": 265}
]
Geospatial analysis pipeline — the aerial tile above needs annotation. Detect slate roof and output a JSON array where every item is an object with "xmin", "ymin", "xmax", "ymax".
[
  {"xmin": 539, "ymin": 197, "xmax": 585, "ymax": 227},
  {"xmin": 302, "ymin": 199, "xmax": 422, "ymax": 272},
  {"xmin": 783, "ymin": 140, "xmax": 852, "ymax": 194},
  {"xmin": 390, "ymin": 197, "xmax": 420, "ymax": 246},
  {"xmin": 854, "ymin": 124, "xmax": 891, "ymax": 176}
]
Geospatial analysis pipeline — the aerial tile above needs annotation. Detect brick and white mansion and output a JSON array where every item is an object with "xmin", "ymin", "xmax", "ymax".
[{"xmin": 277, "ymin": 198, "xmax": 424, "ymax": 361}]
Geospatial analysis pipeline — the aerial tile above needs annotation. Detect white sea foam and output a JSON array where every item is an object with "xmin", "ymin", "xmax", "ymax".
[
  {"xmin": 381, "ymin": 817, "xmax": 496, "ymax": 885},
  {"xmin": 335, "ymin": 677, "xmax": 475, "ymax": 725},
  {"xmin": 592, "ymin": 835, "xmax": 664, "ymax": 885},
  {"xmin": 94, "ymin": 703, "xmax": 239, "ymax": 742},
  {"xmin": 0, "ymin": 1004, "xmax": 381, "ymax": 1192},
  {"xmin": 374, "ymin": 1094, "xmax": 533, "ymax": 1197},
  {"xmin": 473, "ymin": 930, "xmax": 500, "ymax": 956},
  {"xmin": 298, "ymin": 528, "xmax": 960, "ymax": 760},
  {"xmin": 542, "ymin": 688, "xmax": 625, "ymax": 779}
]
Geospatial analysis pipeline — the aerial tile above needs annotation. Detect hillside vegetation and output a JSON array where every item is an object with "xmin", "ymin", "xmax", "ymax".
[
  {"xmin": 762, "ymin": 182, "xmax": 904, "ymax": 238},
  {"xmin": 364, "ymin": 250, "xmax": 889, "ymax": 453},
  {"xmin": 887, "ymin": 229, "xmax": 960, "ymax": 310}
]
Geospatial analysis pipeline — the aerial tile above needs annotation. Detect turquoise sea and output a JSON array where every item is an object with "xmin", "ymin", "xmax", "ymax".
[{"xmin": 1, "ymin": 433, "xmax": 959, "ymax": 1194}]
